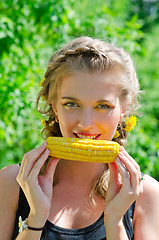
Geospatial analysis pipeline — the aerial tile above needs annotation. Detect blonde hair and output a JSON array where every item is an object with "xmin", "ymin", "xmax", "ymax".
[{"xmin": 37, "ymin": 36, "xmax": 140, "ymax": 198}]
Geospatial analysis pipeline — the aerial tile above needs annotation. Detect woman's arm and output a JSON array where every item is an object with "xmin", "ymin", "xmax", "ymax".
[
  {"xmin": 104, "ymin": 147, "xmax": 143, "ymax": 240},
  {"xmin": 15, "ymin": 142, "xmax": 59, "ymax": 239},
  {"xmin": 0, "ymin": 164, "xmax": 20, "ymax": 240},
  {"xmin": 133, "ymin": 174, "xmax": 159, "ymax": 240},
  {"xmin": 0, "ymin": 142, "xmax": 59, "ymax": 240},
  {"xmin": 0, "ymin": 165, "xmax": 45, "ymax": 240},
  {"xmin": 104, "ymin": 218, "xmax": 129, "ymax": 240}
]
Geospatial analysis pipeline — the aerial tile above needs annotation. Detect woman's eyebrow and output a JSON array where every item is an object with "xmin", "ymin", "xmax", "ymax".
[
  {"xmin": 96, "ymin": 99, "xmax": 115, "ymax": 105},
  {"xmin": 61, "ymin": 97, "xmax": 79, "ymax": 101},
  {"xmin": 61, "ymin": 97, "xmax": 116, "ymax": 105}
]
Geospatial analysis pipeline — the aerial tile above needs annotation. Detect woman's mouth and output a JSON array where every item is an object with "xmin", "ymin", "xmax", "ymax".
[{"xmin": 73, "ymin": 133, "xmax": 101, "ymax": 140}]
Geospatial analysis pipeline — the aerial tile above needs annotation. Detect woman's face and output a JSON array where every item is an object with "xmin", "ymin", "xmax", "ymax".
[{"xmin": 53, "ymin": 70, "xmax": 124, "ymax": 141}]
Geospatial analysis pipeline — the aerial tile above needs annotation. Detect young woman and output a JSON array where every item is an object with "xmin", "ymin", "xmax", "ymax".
[{"xmin": 0, "ymin": 37, "xmax": 159, "ymax": 240}]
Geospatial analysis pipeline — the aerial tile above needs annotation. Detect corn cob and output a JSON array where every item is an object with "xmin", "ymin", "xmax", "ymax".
[{"xmin": 46, "ymin": 137, "xmax": 120, "ymax": 163}]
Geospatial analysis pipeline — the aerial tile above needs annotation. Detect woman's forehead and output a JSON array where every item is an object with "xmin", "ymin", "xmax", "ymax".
[{"xmin": 58, "ymin": 71, "xmax": 121, "ymax": 102}]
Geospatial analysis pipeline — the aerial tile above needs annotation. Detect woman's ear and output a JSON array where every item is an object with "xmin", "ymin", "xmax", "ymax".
[
  {"xmin": 120, "ymin": 112, "xmax": 124, "ymax": 121},
  {"xmin": 121, "ymin": 100, "xmax": 130, "ymax": 116}
]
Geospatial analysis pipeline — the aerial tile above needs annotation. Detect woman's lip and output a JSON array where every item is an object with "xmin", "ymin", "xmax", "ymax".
[
  {"xmin": 73, "ymin": 133, "xmax": 101, "ymax": 139},
  {"xmin": 75, "ymin": 133, "xmax": 100, "ymax": 136}
]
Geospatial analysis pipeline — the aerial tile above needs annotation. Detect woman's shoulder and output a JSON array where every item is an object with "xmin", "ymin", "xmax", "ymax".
[
  {"xmin": 139, "ymin": 174, "xmax": 159, "ymax": 203},
  {"xmin": 0, "ymin": 163, "xmax": 20, "ymax": 187},
  {"xmin": 0, "ymin": 164, "xmax": 21, "ymax": 238},
  {"xmin": 133, "ymin": 174, "xmax": 159, "ymax": 237},
  {"xmin": 135, "ymin": 174, "xmax": 159, "ymax": 210},
  {"xmin": 0, "ymin": 163, "xmax": 20, "ymax": 183},
  {"xmin": 0, "ymin": 164, "xmax": 20, "ymax": 209}
]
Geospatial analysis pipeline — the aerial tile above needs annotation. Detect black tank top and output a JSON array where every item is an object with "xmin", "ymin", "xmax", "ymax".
[{"xmin": 12, "ymin": 187, "xmax": 135, "ymax": 240}]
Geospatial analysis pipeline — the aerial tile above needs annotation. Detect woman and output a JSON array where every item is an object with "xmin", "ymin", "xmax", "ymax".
[{"xmin": 0, "ymin": 37, "xmax": 159, "ymax": 240}]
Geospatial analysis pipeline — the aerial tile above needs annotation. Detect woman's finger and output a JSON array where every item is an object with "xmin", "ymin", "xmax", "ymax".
[
  {"xmin": 20, "ymin": 142, "xmax": 47, "ymax": 178},
  {"xmin": 106, "ymin": 161, "xmax": 121, "ymax": 203},
  {"xmin": 43, "ymin": 157, "xmax": 60, "ymax": 182},
  {"xmin": 28, "ymin": 149, "xmax": 50, "ymax": 179},
  {"xmin": 119, "ymin": 151, "xmax": 141, "ymax": 177},
  {"xmin": 117, "ymin": 152, "xmax": 140, "ymax": 192},
  {"xmin": 116, "ymin": 158, "xmax": 131, "ymax": 188},
  {"xmin": 108, "ymin": 162, "xmax": 119, "ymax": 183},
  {"xmin": 120, "ymin": 146, "xmax": 140, "ymax": 172}
]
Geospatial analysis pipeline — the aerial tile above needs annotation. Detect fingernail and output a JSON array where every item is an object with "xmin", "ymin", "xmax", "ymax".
[
  {"xmin": 43, "ymin": 141, "xmax": 47, "ymax": 146},
  {"xmin": 118, "ymin": 151, "xmax": 124, "ymax": 157},
  {"xmin": 45, "ymin": 149, "xmax": 49, "ymax": 154},
  {"xmin": 116, "ymin": 158, "xmax": 123, "ymax": 167},
  {"xmin": 116, "ymin": 157, "xmax": 120, "ymax": 164},
  {"xmin": 40, "ymin": 141, "xmax": 47, "ymax": 148}
]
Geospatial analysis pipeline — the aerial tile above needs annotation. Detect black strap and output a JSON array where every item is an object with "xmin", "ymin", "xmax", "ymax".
[{"xmin": 28, "ymin": 225, "xmax": 45, "ymax": 231}]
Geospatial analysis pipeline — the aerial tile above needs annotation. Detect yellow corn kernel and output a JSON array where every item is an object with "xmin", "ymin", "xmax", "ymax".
[{"xmin": 46, "ymin": 137, "xmax": 120, "ymax": 163}]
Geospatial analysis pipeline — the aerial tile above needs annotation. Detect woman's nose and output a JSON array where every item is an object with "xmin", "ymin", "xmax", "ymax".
[{"xmin": 77, "ymin": 108, "xmax": 94, "ymax": 130}]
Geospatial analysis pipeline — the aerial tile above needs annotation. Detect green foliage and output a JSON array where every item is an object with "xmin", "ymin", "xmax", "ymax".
[
  {"xmin": 130, "ymin": 0, "xmax": 159, "ymax": 31},
  {"xmin": 129, "ymin": 25, "xmax": 159, "ymax": 180},
  {"xmin": 0, "ymin": 0, "xmax": 158, "ymax": 180}
]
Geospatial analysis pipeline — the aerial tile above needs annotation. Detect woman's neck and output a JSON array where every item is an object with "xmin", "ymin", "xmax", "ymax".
[{"xmin": 54, "ymin": 160, "xmax": 107, "ymax": 190}]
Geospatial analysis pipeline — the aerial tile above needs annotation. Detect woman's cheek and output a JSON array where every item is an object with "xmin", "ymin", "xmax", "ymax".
[{"xmin": 58, "ymin": 111, "xmax": 78, "ymax": 137}]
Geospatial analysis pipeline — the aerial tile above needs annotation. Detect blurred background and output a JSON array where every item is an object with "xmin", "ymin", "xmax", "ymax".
[{"xmin": 0, "ymin": 0, "xmax": 159, "ymax": 180}]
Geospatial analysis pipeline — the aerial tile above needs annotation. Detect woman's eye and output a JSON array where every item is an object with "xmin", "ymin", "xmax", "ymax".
[
  {"xmin": 95, "ymin": 104, "xmax": 110, "ymax": 110},
  {"xmin": 63, "ymin": 102, "xmax": 79, "ymax": 109}
]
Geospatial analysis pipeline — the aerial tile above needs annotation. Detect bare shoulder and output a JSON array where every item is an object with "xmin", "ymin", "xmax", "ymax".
[
  {"xmin": 133, "ymin": 174, "xmax": 159, "ymax": 239},
  {"xmin": 0, "ymin": 163, "xmax": 20, "ymax": 180},
  {"xmin": 0, "ymin": 164, "xmax": 20, "ymax": 238},
  {"xmin": 0, "ymin": 164, "xmax": 20, "ymax": 205},
  {"xmin": 136, "ymin": 174, "xmax": 159, "ymax": 209}
]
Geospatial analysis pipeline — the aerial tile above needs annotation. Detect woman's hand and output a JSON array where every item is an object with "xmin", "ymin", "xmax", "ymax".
[
  {"xmin": 104, "ymin": 146, "xmax": 143, "ymax": 224},
  {"xmin": 16, "ymin": 142, "xmax": 59, "ymax": 227}
]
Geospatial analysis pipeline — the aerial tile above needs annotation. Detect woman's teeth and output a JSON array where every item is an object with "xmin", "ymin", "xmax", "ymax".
[{"xmin": 76, "ymin": 134, "xmax": 98, "ymax": 139}]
